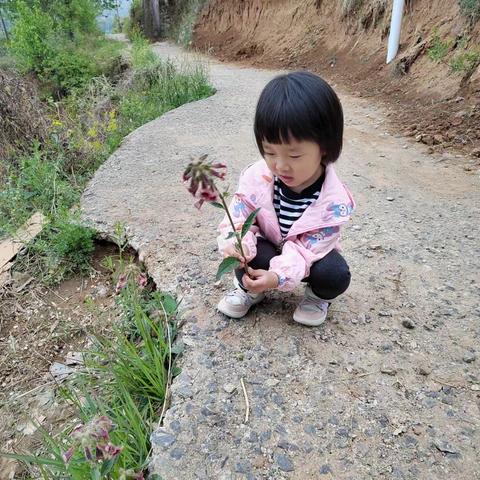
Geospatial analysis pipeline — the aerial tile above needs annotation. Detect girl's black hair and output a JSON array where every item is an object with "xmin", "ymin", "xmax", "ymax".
[{"xmin": 254, "ymin": 71, "xmax": 343, "ymax": 164}]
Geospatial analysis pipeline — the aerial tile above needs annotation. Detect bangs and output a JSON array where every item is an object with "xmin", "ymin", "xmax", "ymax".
[{"xmin": 254, "ymin": 72, "xmax": 343, "ymax": 163}]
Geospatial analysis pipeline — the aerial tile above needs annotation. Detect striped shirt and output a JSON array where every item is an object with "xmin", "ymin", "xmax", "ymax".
[{"xmin": 273, "ymin": 174, "xmax": 325, "ymax": 237}]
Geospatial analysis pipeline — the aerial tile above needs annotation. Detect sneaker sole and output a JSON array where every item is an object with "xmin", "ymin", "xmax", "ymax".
[
  {"xmin": 292, "ymin": 311, "xmax": 327, "ymax": 327},
  {"xmin": 217, "ymin": 294, "xmax": 265, "ymax": 319}
]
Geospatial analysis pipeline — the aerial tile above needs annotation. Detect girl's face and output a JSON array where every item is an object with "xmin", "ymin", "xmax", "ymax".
[{"xmin": 262, "ymin": 138, "xmax": 324, "ymax": 193}]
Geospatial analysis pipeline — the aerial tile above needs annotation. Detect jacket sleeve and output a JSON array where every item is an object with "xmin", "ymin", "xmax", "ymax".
[
  {"xmin": 217, "ymin": 193, "xmax": 259, "ymax": 262},
  {"xmin": 269, "ymin": 226, "xmax": 341, "ymax": 291}
]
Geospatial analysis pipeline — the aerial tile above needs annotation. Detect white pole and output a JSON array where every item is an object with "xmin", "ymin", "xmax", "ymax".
[{"xmin": 386, "ymin": 0, "xmax": 405, "ymax": 64}]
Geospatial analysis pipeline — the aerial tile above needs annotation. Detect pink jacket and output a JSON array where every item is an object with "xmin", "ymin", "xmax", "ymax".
[{"xmin": 217, "ymin": 160, "xmax": 355, "ymax": 291}]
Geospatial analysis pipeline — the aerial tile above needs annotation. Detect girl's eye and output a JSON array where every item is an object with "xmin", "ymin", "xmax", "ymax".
[
  {"xmin": 264, "ymin": 152, "xmax": 274, "ymax": 156},
  {"xmin": 289, "ymin": 155, "xmax": 302, "ymax": 159}
]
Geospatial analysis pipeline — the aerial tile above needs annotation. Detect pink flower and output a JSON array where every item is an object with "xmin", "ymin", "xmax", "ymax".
[
  {"xmin": 62, "ymin": 446, "xmax": 75, "ymax": 463},
  {"xmin": 115, "ymin": 273, "xmax": 127, "ymax": 293},
  {"xmin": 137, "ymin": 272, "xmax": 148, "ymax": 288},
  {"xmin": 182, "ymin": 155, "xmax": 226, "ymax": 209},
  {"xmin": 96, "ymin": 442, "xmax": 123, "ymax": 460}
]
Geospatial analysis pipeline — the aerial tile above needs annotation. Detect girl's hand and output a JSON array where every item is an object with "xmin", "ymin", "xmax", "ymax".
[
  {"xmin": 242, "ymin": 269, "xmax": 279, "ymax": 294},
  {"xmin": 223, "ymin": 243, "xmax": 250, "ymax": 268}
]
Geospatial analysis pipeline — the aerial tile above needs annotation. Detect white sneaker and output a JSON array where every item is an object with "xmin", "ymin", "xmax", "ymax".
[
  {"xmin": 293, "ymin": 286, "xmax": 329, "ymax": 326},
  {"xmin": 217, "ymin": 278, "xmax": 265, "ymax": 319}
]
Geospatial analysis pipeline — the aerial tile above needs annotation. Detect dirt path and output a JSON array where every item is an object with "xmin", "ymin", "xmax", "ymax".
[{"xmin": 81, "ymin": 41, "xmax": 480, "ymax": 479}]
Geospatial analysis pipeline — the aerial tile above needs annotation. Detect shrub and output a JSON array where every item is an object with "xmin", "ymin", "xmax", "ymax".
[
  {"xmin": 427, "ymin": 30, "xmax": 453, "ymax": 61},
  {"xmin": 31, "ymin": 214, "xmax": 96, "ymax": 281},
  {"xmin": 9, "ymin": 1, "xmax": 56, "ymax": 74},
  {"xmin": 459, "ymin": 0, "xmax": 480, "ymax": 22},
  {"xmin": 450, "ymin": 49, "xmax": 480, "ymax": 72}
]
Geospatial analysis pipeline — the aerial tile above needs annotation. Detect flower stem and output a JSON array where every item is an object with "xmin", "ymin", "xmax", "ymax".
[{"xmin": 219, "ymin": 193, "xmax": 251, "ymax": 277}]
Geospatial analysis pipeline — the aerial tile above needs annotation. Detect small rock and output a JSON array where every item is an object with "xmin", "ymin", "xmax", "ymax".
[
  {"xmin": 381, "ymin": 366, "xmax": 397, "ymax": 376},
  {"xmin": 223, "ymin": 383, "xmax": 237, "ymax": 394},
  {"xmin": 234, "ymin": 460, "xmax": 251, "ymax": 474},
  {"xmin": 433, "ymin": 439, "xmax": 458, "ymax": 455},
  {"xmin": 402, "ymin": 318, "xmax": 416, "ymax": 329},
  {"xmin": 265, "ymin": 378, "xmax": 280, "ymax": 388},
  {"xmin": 386, "ymin": 197, "xmax": 395, "ymax": 201},
  {"xmin": 151, "ymin": 431, "xmax": 176, "ymax": 448},
  {"xmin": 352, "ymin": 225, "xmax": 362, "ymax": 231},
  {"xmin": 275, "ymin": 453, "xmax": 294, "ymax": 472},
  {"xmin": 272, "ymin": 393, "xmax": 284, "ymax": 406},
  {"xmin": 94, "ymin": 284, "xmax": 109, "ymax": 298},
  {"xmin": 319, "ymin": 464, "xmax": 333, "ymax": 475},
  {"xmin": 463, "ymin": 351, "xmax": 476, "ymax": 364},
  {"xmin": 471, "ymin": 384, "xmax": 480, "ymax": 391},
  {"xmin": 169, "ymin": 447, "xmax": 185, "ymax": 460},
  {"xmin": 379, "ymin": 310, "xmax": 393, "ymax": 317}
]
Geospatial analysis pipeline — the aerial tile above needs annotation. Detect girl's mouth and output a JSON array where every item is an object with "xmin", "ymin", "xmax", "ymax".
[{"xmin": 279, "ymin": 175, "xmax": 295, "ymax": 184}]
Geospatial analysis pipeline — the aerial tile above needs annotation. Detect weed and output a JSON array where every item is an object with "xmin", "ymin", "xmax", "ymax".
[
  {"xmin": 450, "ymin": 49, "xmax": 480, "ymax": 72},
  {"xmin": 427, "ymin": 30, "xmax": 453, "ymax": 61},
  {"xmin": 459, "ymin": 0, "xmax": 480, "ymax": 22},
  {"xmin": 1, "ymin": 266, "xmax": 179, "ymax": 479}
]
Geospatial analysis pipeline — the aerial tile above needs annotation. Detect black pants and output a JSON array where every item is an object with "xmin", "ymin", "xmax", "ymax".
[{"xmin": 235, "ymin": 237, "xmax": 351, "ymax": 300}]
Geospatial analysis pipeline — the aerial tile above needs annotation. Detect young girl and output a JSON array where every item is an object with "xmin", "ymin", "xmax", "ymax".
[{"xmin": 216, "ymin": 71, "xmax": 355, "ymax": 326}]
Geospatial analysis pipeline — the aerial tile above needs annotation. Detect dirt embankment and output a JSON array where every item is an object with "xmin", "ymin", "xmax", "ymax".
[{"xmin": 193, "ymin": 0, "xmax": 480, "ymax": 161}]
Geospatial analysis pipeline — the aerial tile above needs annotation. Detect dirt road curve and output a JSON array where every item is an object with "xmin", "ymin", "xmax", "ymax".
[{"xmin": 81, "ymin": 41, "xmax": 480, "ymax": 479}]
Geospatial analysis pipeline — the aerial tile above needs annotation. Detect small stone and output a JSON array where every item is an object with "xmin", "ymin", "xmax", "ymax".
[
  {"xmin": 402, "ymin": 318, "xmax": 416, "ymax": 329},
  {"xmin": 169, "ymin": 447, "xmax": 185, "ymax": 460},
  {"xmin": 381, "ymin": 366, "xmax": 397, "ymax": 376},
  {"xmin": 418, "ymin": 365, "xmax": 432, "ymax": 376},
  {"xmin": 151, "ymin": 430, "xmax": 176, "ymax": 448},
  {"xmin": 386, "ymin": 196, "xmax": 395, "ymax": 201},
  {"xmin": 234, "ymin": 460, "xmax": 251, "ymax": 474},
  {"xmin": 275, "ymin": 453, "xmax": 294, "ymax": 472},
  {"xmin": 412, "ymin": 425, "xmax": 424, "ymax": 436},
  {"xmin": 319, "ymin": 464, "xmax": 333, "ymax": 475},
  {"xmin": 463, "ymin": 351, "xmax": 476, "ymax": 363},
  {"xmin": 433, "ymin": 439, "xmax": 458, "ymax": 455},
  {"xmin": 223, "ymin": 383, "xmax": 237, "ymax": 394},
  {"xmin": 471, "ymin": 384, "xmax": 480, "ymax": 391},
  {"xmin": 272, "ymin": 393, "xmax": 284, "ymax": 406},
  {"xmin": 265, "ymin": 378, "xmax": 280, "ymax": 388},
  {"xmin": 304, "ymin": 424, "xmax": 316, "ymax": 435}
]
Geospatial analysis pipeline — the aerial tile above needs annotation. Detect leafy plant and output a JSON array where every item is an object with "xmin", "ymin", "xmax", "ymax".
[
  {"xmin": 459, "ymin": 0, "xmax": 480, "ymax": 22},
  {"xmin": 450, "ymin": 49, "xmax": 480, "ymax": 72},
  {"xmin": 427, "ymin": 29, "xmax": 453, "ymax": 61}
]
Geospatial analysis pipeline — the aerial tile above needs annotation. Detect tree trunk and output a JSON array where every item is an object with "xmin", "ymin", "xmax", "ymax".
[{"xmin": 142, "ymin": 0, "xmax": 168, "ymax": 40}]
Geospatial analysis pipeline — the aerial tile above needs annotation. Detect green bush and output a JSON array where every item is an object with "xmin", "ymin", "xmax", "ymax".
[
  {"xmin": 459, "ymin": 0, "xmax": 480, "ymax": 22},
  {"xmin": 9, "ymin": 1, "xmax": 56, "ymax": 74},
  {"xmin": 0, "ymin": 147, "xmax": 80, "ymax": 237},
  {"xmin": 45, "ymin": 46, "xmax": 95, "ymax": 92},
  {"xmin": 427, "ymin": 30, "xmax": 453, "ymax": 61},
  {"xmin": 450, "ymin": 49, "xmax": 480, "ymax": 72},
  {"xmin": 32, "ymin": 214, "xmax": 96, "ymax": 281}
]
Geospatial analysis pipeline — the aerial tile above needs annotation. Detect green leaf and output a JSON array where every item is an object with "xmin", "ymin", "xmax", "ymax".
[
  {"xmin": 90, "ymin": 469, "xmax": 101, "ymax": 480},
  {"xmin": 210, "ymin": 201, "xmax": 224, "ymax": 209},
  {"xmin": 225, "ymin": 231, "xmax": 236, "ymax": 239},
  {"xmin": 216, "ymin": 256, "xmax": 240, "ymax": 281},
  {"xmin": 241, "ymin": 208, "xmax": 260, "ymax": 239}
]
